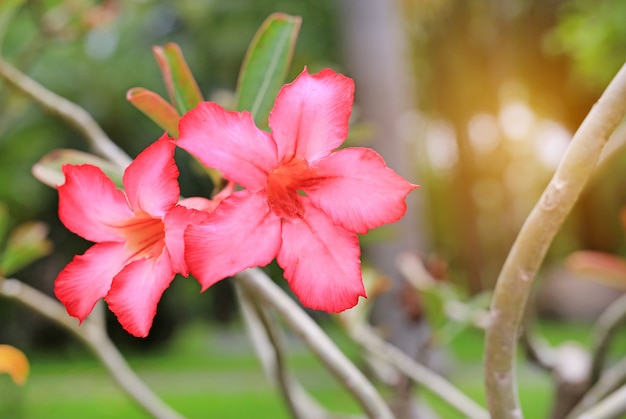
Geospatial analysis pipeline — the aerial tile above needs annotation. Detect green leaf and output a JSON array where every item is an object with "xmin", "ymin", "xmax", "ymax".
[
  {"xmin": 126, "ymin": 87, "xmax": 180, "ymax": 137},
  {"xmin": 0, "ymin": 203, "xmax": 9, "ymax": 249},
  {"xmin": 0, "ymin": 222, "xmax": 52, "ymax": 277},
  {"xmin": 153, "ymin": 43, "xmax": 203, "ymax": 115},
  {"xmin": 236, "ymin": 13, "xmax": 301, "ymax": 127},
  {"xmin": 0, "ymin": 0, "xmax": 24, "ymax": 52},
  {"xmin": 32, "ymin": 149, "xmax": 124, "ymax": 189}
]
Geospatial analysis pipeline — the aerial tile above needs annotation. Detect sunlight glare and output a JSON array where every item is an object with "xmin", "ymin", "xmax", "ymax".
[
  {"xmin": 534, "ymin": 121, "xmax": 571, "ymax": 170},
  {"xmin": 425, "ymin": 120, "xmax": 459, "ymax": 173},
  {"xmin": 499, "ymin": 100, "xmax": 536, "ymax": 141},
  {"xmin": 468, "ymin": 113, "xmax": 500, "ymax": 154}
]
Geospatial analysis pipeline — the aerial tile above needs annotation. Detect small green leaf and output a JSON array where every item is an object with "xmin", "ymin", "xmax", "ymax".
[
  {"xmin": 32, "ymin": 149, "xmax": 124, "ymax": 189},
  {"xmin": 236, "ymin": 13, "xmax": 301, "ymax": 127},
  {"xmin": 0, "ymin": 222, "xmax": 52, "ymax": 277},
  {"xmin": 153, "ymin": 43, "xmax": 203, "ymax": 114},
  {"xmin": 0, "ymin": 203, "xmax": 9, "ymax": 249},
  {"xmin": 126, "ymin": 87, "xmax": 180, "ymax": 137},
  {"xmin": 0, "ymin": 0, "xmax": 24, "ymax": 52}
]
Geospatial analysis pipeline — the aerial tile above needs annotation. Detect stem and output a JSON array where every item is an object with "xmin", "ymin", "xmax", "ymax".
[
  {"xmin": 566, "ymin": 294, "xmax": 626, "ymax": 418},
  {"xmin": 484, "ymin": 61, "xmax": 626, "ymax": 419},
  {"xmin": 236, "ymin": 268, "xmax": 394, "ymax": 419},
  {"xmin": 348, "ymin": 323, "xmax": 489, "ymax": 419},
  {"xmin": 590, "ymin": 293, "xmax": 626, "ymax": 385},
  {"xmin": 568, "ymin": 356, "xmax": 626, "ymax": 419},
  {"xmin": 0, "ymin": 56, "xmax": 131, "ymax": 168},
  {"xmin": 235, "ymin": 281, "xmax": 344, "ymax": 419},
  {"xmin": 0, "ymin": 278, "xmax": 183, "ymax": 419},
  {"xmin": 576, "ymin": 384, "xmax": 626, "ymax": 419}
]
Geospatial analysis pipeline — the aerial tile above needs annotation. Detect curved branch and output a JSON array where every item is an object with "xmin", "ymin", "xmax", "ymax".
[
  {"xmin": 0, "ymin": 57, "xmax": 131, "ymax": 168},
  {"xmin": 348, "ymin": 323, "xmax": 489, "ymax": 419},
  {"xmin": 590, "ymin": 293, "xmax": 626, "ymax": 385},
  {"xmin": 235, "ymin": 281, "xmax": 350, "ymax": 419},
  {"xmin": 484, "ymin": 61, "xmax": 626, "ymax": 419},
  {"xmin": 0, "ymin": 278, "xmax": 183, "ymax": 419},
  {"xmin": 575, "ymin": 383, "xmax": 626, "ymax": 419},
  {"xmin": 236, "ymin": 268, "xmax": 394, "ymax": 419},
  {"xmin": 568, "ymin": 355, "xmax": 626, "ymax": 419}
]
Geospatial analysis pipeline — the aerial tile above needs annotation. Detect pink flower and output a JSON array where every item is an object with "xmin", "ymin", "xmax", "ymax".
[
  {"xmin": 178, "ymin": 68, "xmax": 418, "ymax": 312},
  {"xmin": 55, "ymin": 135, "xmax": 207, "ymax": 337}
]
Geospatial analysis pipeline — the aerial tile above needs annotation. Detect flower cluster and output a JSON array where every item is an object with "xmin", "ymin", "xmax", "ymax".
[{"xmin": 55, "ymin": 68, "xmax": 417, "ymax": 337}]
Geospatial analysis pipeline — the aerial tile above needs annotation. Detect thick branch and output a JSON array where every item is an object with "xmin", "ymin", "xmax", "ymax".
[
  {"xmin": 236, "ymin": 268, "xmax": 394, "ymax": 419},
  {"xmin": 0, "ymin": 278, "xmax": 182, "ymax": 419},
  {"xmin": 0, "ymin": 57, "xmax": 131, "ymax": 168},
  {"xmin": 484, "ymin": 61, "xmax": 626, "ymax": 419}
]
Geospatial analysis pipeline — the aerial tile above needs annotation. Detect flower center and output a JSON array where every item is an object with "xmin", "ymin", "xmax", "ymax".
[
  {"xmin": 267, "ymin": 158, "xmax": 319, "ymax": 219},
  {"xmin": 118, "ymin": 212, "xmax": 166, "ymax": 260}
]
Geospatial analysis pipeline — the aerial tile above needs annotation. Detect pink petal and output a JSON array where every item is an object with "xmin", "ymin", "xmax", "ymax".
[
  {"xmin": 54, "ymin": 242, "xmax": 131, "ymax": 322},
  {"xmin": 178, "ymin": 181, "xmax": 234, "ymax": 213},
  {"xmin": 105, "ymin": 253, "xmax": 175, "ymax": 337},
  {"xmin": 269, "ymin": 68, "xmax": 354, "ymax": 162},
  {"xmin": 308, "ymin": 148, "xmax": 418, "ymax": 234},
  {"xmin": 59, "ymin": 165, "xmax": 132, "ymax": 243},
  {"xmin": 277, "ymin": 202, "xmax": 366, "ymax": 312},
  {"xmin": 123, "ymin": 135, "xmax": 179, "ymax": 216},
  {"xmin": 185, "ymin": 191, "xmax": 281, "ymax": 290},
  {"xmin": 177, "ymin": 197, "xmax": 217, "ymax": 212},
  {"xmin": 164, "ymin": 204, "xmax": 211, "ymax": 276},
  {"xmin": 177, "ymin": 102, "xmax": 278, "ymax": 192}
]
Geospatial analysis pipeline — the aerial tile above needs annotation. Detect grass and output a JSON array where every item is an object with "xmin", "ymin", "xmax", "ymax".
[{"xmin": 1, "ymin": 319, "xmax": 618, "ymax": 418}]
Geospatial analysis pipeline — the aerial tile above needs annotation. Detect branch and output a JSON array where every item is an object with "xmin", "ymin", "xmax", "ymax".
[
  {"xmin": 568, "ymin": 356, "xmax": 626, "ymax": 418},
  {"xmin": 348, "ymin": 322, "xmax": 489, "ymax": 419},
  {"xmin": 565, "ymin": 294, "xmax": 626, "ymax": 418},
  {"xmin": 0, "ymin": 278, "xmax": 183, "ymax": 419},
  {"xmin": 236, "ymin": 268, "xmax": 394, "ymax": 419},
  {"xmin": 590, "ymin": 293, "xmax": 626, "ymax": 385},
  {"xmin": 575, "ymin": 383, "xmax": 626, "ymax": 419},
  {"xmin": 0, "ymin": 56, "xmax": 131, "ymax": 168},
  {"xmin": 484, "ymin": 61, "xmax": 626, "ymax": 419},
  {"xmin": 235, "ymin": 281, "xmax": 349, "ymax": 419}
]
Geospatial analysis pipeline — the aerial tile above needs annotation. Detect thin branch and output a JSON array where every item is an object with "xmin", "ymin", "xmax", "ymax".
[
  {"xmin": 236, "ymin": 268, "xmax": 394, "ymax": 419},
  {"xmin": 566, "ymin": 294, "xmax": 626, "ymax": 418},
  {"xmin": 568, "ymin": 356, "xmax": 626, "ymax": 419},
  {"xmin": 0, "ymin": 278, "xmax": 183, "ymax": 419},
  {"xmin": 520, "ymin": 326, "xmax": 556, "ymax": 373},
  {"xmin": 484, "ymin": 61, "xmax": 626, "ymax": 419},
  {"xmin": 348, "ymin": 322, "xmax": 489, "ymax": 419},
  {"xmin": 235, "ymin": 281, "xmax": 346, "ymax": 419},
  {"xmin": 576, "ymin": 383, "xmax": 626, "ymax": 419},
  {"xmin": 590, "ymin": 293, "xmax": 626, "ymax": 385},
  {"xmin": 0, "ymin": 56, "xmax": 131, "ymax": 168}
]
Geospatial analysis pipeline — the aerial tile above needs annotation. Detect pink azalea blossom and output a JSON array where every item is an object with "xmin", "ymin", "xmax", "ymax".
[
  {"xmin": 178, "ymin": 68, "xmax": 418, "ymax": 312},
  {"xmin": 55, "ymin": 135, "xmax": 208, "ymax": 337}
]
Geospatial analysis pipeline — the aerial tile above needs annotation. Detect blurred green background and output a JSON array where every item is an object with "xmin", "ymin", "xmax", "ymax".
[{"xmin": 1, "ymin": 0, "xmax": 626, "ymax": 416}]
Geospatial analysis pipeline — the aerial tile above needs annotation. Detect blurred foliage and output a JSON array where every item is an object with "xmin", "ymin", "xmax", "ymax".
[
  {"xmin": 402, "ymin": 0, "xmax": 626, "ymax": 291},
  {"xmin": 0, "ymin": 0, "xmax": 339, "ymax": 348},
  {"xmin": 1, "ymin": 0, "xmax": 625, "ymax": 349},
  {"xmin": 546, "ymin": 0, "xmax": 626, "ymax": 90},
  {"xmin": 0, "ymin": 344, "xmax": 29, "ymax": 386},
  {"xmin": 0, "ymin": 202, "xmax": 52, "ymax": 277},
  {"xmin": 0, "ymin": 0, "xmax": 339, "ymax": 219}
]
